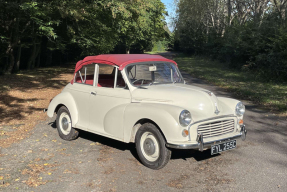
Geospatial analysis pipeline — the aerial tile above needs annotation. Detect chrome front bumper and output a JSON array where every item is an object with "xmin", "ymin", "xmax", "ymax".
[{"xmin": 166, "ymin": 125, "xmax": 247, "ymax": 151}]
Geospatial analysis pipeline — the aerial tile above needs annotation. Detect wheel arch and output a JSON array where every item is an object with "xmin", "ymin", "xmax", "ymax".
[
  {"xmin": 47, "ymin": 92, "xmax": 79, "ymax": 127},
  {"xmin": 123, "ymin": 103, "xmax": 185, "ymax": 143},
  {"xmin": 55, "ymin": 104, "xmax": 66, "ymax": 114},
  {"xmin": 129, "ymin": 118, "xmax": 167, "ymax": 143}
]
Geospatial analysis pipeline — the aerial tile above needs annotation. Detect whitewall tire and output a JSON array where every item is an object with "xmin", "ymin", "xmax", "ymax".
[
  {"xmin": 56, "ymin": 106, "xmax": 79, "ymax": 141},
  {"xmin": 135, "ymin": 123, "xmax": 171, "ymax": 169}
]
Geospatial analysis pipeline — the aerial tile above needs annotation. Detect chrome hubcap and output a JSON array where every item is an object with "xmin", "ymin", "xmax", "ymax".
[
  {"xmin": 143, "ymin": 138, "xmax": 155, "ymax": 156},
  {"xmin": 140, "ymin": 132, "xmax": 159, "ymax": 162},
  {"xmin": 59, "ymin": 112, "xmax": 71, "ymax": 135},
  {"xmin": 61, "ymin": 117, "xmax": 69, "ymax": 130}
]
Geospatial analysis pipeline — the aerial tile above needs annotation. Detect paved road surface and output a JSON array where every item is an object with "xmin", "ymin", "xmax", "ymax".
[{"xmin": 1, "ymin": 53, "xmax": 286, "ymax": 191}]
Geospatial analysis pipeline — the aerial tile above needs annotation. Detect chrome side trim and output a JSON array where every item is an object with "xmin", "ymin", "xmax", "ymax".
[
  {"xmin": 166, "ymin": 143, "xmax": 200, "ymax": 149},
  {"xmin": 188, "ymin": 114, "xmax": 236, "ymax": 140}
]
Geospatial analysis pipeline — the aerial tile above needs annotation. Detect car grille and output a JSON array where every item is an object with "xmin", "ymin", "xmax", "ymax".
[{"xmin": 197, "ymin": 119, "xmax": 235, "ymax": 138}]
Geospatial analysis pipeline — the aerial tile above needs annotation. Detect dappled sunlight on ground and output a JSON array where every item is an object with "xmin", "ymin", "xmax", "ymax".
[{"xmin": 0, "ymin": 66, "xmax": 74, "ymax": 148}]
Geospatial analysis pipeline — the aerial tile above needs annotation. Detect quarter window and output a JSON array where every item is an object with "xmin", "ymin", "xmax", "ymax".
[{"xmin": 74, "ymin": 64, "xmax": 95, "ymax": 86}]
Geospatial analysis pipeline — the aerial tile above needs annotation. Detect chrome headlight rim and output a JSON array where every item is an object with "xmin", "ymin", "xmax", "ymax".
[
  {"xmin": 179, "ymin": 110, "xmax": 192, "ymax": 127},
  {"xmin": 235, "ymin": 102, "xmax": 245, "ymax": 116}
]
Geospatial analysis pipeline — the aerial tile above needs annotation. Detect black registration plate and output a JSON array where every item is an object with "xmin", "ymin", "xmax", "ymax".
[{"xmin": 211, "ymin": 140, "xmax": 236, "ymax": 155}]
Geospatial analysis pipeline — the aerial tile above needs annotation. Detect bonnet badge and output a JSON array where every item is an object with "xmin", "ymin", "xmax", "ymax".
[
  {"xmin": 206, "ymin": 91, "xmax": 213, "ymax": 96},
  {"xmin": 214, "ymin": 102, "xmax": 220, "ymax": 115}
]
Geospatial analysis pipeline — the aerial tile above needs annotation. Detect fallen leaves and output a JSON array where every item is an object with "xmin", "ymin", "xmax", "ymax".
[
  {"xmin": 0, "ymin": 66, "xmax": 74, "ymax": 148},
  {"xmin": 90, "ymin": 142, "xmax": 101, "ymax": 146},
  {"xmin": 63, "ymin": 168, "xmax": 79, "ymax": 174},
  {"xmin": 167, "ymin": 175, "xmax": 190, "ymax": 189},
  {"xmin": 0, "ymin": 176, "xmax": 10, "ymax": 188},
  {"xmin": 0, "ymin": 182, "xmax": 10, "ymax": 188},
  {"xmin": 21, "ymin": 161, "xmax": 58, "ymax": 187}
]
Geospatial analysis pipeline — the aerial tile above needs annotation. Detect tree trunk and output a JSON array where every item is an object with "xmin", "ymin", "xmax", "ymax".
[
  {"xmin": 36, "ymin": 43, "xmax": 41, "ymax": 68},
  {"xmin": 227, "ymin": 0, "xmax": 231, "ymax": 26},
  {"xmin": 27, "ymin": 38, "xmax": 41, "ymax": 69},
  {"xmin": 6, "ymin": 15, "xmax": 20, "ymax": 74},
  {"xmin": 45, "ymin": 50, "xmax": 53, "ymax": 66},
  {"xmin": 14, "ymin": 45, "xmax": 22, "ymax": 72},
  {"xmin": 6, "ymin": 52, "xmax": 15, "ymax": 74},
  {"xmin": 33, "ymin": 43, "xmax": 41, "ymax": 68}
]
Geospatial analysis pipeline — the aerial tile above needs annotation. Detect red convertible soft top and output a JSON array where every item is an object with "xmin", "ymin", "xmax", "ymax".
[{"xmin": 74, "ymin": 54, "xmax": 177, "ymax": 72}]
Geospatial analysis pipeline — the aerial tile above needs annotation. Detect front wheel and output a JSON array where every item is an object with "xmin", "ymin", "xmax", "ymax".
[
  {"xmin": 56, "ymin": 106, "xmax": 79, "ymax": 141},
  {"xmin": 135, "ymin": 123, "xmax": 171, "ymax": 169}
]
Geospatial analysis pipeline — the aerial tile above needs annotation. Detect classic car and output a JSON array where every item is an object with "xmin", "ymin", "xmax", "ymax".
[{"xmin": 45, "ymin": 54, "xmax": 247, "ymax": 169}]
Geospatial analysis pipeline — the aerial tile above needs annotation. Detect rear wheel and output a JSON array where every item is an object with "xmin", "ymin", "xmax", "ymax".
[
  {"xmin": 56, "ymin": 106, "xmax": 79, "ymax": 141},
  {"xmin": 135, "ymin": 123, "xmax": 171, "ymax": 169}
]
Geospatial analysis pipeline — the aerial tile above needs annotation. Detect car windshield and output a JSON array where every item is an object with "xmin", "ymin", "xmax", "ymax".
[{"xmin": 126, "ymin": 63, "xmax": 183, "ymax": 86}]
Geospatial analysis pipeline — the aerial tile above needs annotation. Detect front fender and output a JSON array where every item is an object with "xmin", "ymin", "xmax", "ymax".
[
  {"xmin": 217, "ymin": 97, "xmax": 240, "ymax": 117},
  {"xmin": 123, "ymin": 103, "xmax": 188, "ymax": 143},
  {"xmin": 47, "ymin": 92, "xmax": 78, "ymax": 127}
]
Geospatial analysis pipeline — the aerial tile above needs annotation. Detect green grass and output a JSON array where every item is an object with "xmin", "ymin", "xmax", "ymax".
[
  {"xmin": 145, "ymin": 51, "xmax": 167, "ymax": 54},
  {"xmin": 174, "ymin": 54, "xmax": 287, "ymax": 115}
]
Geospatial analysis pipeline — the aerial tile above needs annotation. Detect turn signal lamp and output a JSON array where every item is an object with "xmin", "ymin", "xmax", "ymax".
[
  {"xmin": 182, "ymin": 129, "xmax": 189, "ymax": 137},
  {"xmin": 239, "ymin": 119, "xmax": 244, "ymax": 125}
]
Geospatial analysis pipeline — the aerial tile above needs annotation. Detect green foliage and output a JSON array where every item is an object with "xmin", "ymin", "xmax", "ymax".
[
  {"xmin": 174, "ymin": 0, "xmax": 287, "ymax": 81},
  {"xmin": 151, "ymin": 40, "xmax": 168, "ymax": 52},
  {"xmin": 0, "ymin": 0, "xmax": 168, "ymax": 73}
]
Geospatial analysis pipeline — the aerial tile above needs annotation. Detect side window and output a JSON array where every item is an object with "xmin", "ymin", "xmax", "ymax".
[
  {"xmin": 74, "ymin": 64, "xmax": 95, "ymax": 85},
  {"xmin": 97, "ymin": 64, "xmax": 115, "ymax": 88},
  {"xmin": 97, "ymin": 64, "xmax": 126, "ymax": 88}
]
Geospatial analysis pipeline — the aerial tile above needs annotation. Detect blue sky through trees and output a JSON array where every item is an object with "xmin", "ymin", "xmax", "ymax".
[{"xmin": 161, "ymin": 0, "xmax": 175, "ymax": 31}]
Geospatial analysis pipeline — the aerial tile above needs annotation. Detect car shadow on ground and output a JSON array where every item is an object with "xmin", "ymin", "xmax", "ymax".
[
  {"xmin": 171, "ymin": 149, "xmax": 220, "ymax": 161},
  {"xmin": 49, "ymin": 120, "xmax": 218, "ymax": 163}
]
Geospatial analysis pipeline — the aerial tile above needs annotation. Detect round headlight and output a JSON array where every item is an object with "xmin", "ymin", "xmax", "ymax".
[
  {"xmin": 235, "ymin": 102, "xmax": 245, "ymax": 116},
  {"xmin": 179, "ymin": 110, "xmax": 192, "ymax": 127}
]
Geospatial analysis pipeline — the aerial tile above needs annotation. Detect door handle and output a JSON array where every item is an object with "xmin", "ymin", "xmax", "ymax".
[{"xmin": 90, "ymin": 91, "xmax": 97, "ymax": 96}]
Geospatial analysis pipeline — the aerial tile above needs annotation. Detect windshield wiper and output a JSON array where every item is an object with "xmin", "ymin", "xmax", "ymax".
[{"xmin": 137, "ymin": 86, "xmax": 147, "ymax": 89}]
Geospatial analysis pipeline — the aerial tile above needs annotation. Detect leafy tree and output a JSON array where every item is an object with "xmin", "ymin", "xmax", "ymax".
[
  {"xmin": 173, "ymin": 0, "xmax": 287, "ymax": 81},
  {"xmin": 0, "ymin": 0, "xmax": 168, "ymax": 74}
]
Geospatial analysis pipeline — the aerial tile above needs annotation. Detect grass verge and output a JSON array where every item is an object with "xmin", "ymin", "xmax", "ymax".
[
  {"xmin": 145, "ymin": 51, "xmax": 167, "ymax": 54},
  {"xmin": 174, "ymin": 54, "xmax": 287, "ymax": 115}
]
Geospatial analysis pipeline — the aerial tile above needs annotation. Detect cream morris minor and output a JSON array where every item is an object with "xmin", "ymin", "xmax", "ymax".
[{"xmin": 45, "ymin": 54, "xmax": 247, "ymax": 169}]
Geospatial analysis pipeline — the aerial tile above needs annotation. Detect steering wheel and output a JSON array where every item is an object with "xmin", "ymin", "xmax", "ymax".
[{"xmin": 132, "ymin": 79, "xmax": 145, "ymax": 85}]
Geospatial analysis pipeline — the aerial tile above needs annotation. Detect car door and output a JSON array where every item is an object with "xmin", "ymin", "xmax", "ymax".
[
  {"xmin": 68, "ymin": 64, "xmax": 96, "ymax": 130},
  {"xmin": 88, "ymin": 64, "xmax": 131, "ymax": 140}
]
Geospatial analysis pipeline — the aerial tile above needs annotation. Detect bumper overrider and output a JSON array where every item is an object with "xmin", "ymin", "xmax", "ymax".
[{"xmin": 166, "ymin": 125, "xmax": 247, "ymax": 151}]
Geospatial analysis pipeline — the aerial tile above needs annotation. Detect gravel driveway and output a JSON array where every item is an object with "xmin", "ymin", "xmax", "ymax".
[{"xmin": 1, "ymin": 53, "xmax": 286, "ymax": 192}]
